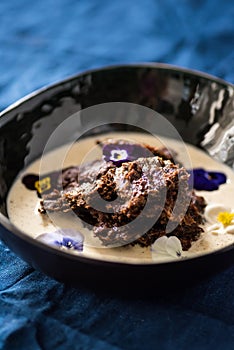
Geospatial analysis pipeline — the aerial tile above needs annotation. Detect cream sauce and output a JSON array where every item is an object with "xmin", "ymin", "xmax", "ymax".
[{"xmin": 7, "ymin": 132, "xmax": 234, "ymax": 264}]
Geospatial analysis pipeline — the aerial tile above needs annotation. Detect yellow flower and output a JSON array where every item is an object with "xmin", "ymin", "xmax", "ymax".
[{"xmin": 217, "ymin": 212, "xmax": 234, "ymax": 226}]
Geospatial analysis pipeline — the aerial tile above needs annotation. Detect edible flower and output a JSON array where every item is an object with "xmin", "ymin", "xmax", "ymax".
[
  {"xmin": 22, "ymin": 171, "xmax": 60, "ymax": 197},
  {"xmin": 217, "ymin": 212, "xmax": 234, "ymax": 226},
  {"xmin": 151, "ymin": 236, "xmax": 184, "ymax": 259},
  {"xmin": 205, "ymin": 204, "xmax": 234, "ymax": 235},
  {"xmin": 37, "ymin": 229, "xmax": 84, "ymax": 251},
  {"xmin": 188, "ymin": 168, "xmax": 226, "ymax": 191},
  {"xmin": 102, "ymin": 143, "xmax": 151, "ymax": 166}
]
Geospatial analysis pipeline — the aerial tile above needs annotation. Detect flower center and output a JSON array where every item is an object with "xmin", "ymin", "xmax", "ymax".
[
  {"xmin": 110, "ymin": 149, "xmax": 128, "ymax": 161},
  {"xmin": 65, "ymin": 240, "xmax": 73, "ymax": 248},
  {"xmin": 217, "ymin": 212, "xmax": 234, "ymax": 226},
  {"xmin": 55, "ymin": 237, "xmax": 78, "ymax": 249}
]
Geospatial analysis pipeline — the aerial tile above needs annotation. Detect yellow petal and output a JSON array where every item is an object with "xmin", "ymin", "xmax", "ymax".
[{"xmin": 217, "ymin": 212, "xmax": 234, "ymax": 226}]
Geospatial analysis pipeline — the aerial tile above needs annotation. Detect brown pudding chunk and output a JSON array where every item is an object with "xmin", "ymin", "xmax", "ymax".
[{"xmin": 39, "ymin": 141, "xmax": 206, "ymax": 250}]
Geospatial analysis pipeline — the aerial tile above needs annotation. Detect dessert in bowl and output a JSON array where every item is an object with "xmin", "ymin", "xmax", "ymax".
[{"xmin": 0, "ymin": 64, "xmax": 233, "ymax": 283}]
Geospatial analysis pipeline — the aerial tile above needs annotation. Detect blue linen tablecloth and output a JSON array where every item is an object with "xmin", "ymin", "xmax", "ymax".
[{"xmin": 0, "ymin": 0, "xmax": 234, "ymax": 349}]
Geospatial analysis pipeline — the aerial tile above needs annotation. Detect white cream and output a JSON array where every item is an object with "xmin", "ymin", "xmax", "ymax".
[{"xmin": 7, "ymin": 132, "xmax": 234, "ymax": 264}]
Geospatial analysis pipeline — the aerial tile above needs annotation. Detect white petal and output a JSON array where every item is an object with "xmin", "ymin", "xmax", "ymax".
[
  {"xmin": 205, "ymin": 204, "xmax": 232, "ymax": 223},
  {"xmin": 37, "ymin": 232, "xmax": 63, "ymax": 243},
  {"xmin": 226, "ymin": 225, "xmax": 234, "ymax": 234},
  {"xmin": 207, "ymin": 223, "xmax": 226, "ymax": 235},
  {"xmin": 151, "ymin": 236, "xmax": 168, "ymax": 254},
  {"xmin": 211, "ymin": 230, "xmax": 219, "ymax": 236},
  {"xmin": 207, "ymin": 223, "xmax": 222, "ymax": 231},
  {"xmin": 166, "ymin": 236, "xmax": 183, "ymax": 258}
]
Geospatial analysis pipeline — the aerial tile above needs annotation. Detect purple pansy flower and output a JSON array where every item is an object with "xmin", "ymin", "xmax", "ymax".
[
  {"xmin": 37, "ymin": 229, "xmax": 84, "ymax": 251},
  {"xmin": 102, "ymin": 143, "xmax": 152, "ymax": 166},
  {"xmin": 188, "ymin": 168, "xmax": 227, "ymax": 191}
]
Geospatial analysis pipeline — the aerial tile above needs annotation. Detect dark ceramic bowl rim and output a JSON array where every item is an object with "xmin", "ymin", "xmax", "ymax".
[{"xmin": 0, "ymin": 62, "xmax": 234, "ymax": 270}]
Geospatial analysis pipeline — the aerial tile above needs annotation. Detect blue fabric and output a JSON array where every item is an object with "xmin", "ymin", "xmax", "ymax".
[{"xmin": 0, "ymin": 0, "xmax": 234, "ymax": 349}]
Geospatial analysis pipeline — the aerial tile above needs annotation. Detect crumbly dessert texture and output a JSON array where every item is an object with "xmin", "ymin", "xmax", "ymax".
[{"xmin": 39, "ymin": 141, "xmax": 206, "ymax": 250}]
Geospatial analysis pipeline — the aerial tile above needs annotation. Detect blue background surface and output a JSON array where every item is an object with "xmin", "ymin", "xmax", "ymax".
[{"xmin": 0, "ymin": 0, "xmax": 234, "ymax": 349}]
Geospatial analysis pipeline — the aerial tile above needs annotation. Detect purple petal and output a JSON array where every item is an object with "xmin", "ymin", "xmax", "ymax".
[
  {"xmin": 54, "ymin": 236, "xmax": 83, "ymax": 251},
  {"xmin": 188, "ymin": 168, "xmax": 227, "ymax": 191},
  {"xmin": 206, "ymin": 171, "xmax": 227, "ymax": 185},
  {"xmin": 128, "ymin": 144, "xmax": 152, "ymax": 160}
]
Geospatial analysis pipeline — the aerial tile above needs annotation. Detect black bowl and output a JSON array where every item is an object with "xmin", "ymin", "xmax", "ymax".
[{"xmin": 0, "ymin": 63, "xmax": 233, "ymax": 286}]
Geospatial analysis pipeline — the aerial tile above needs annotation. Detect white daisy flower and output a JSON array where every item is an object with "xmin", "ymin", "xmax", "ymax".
[{"xmin": 205, "ymin": 204, "xmax": 234, "ymax": 235}]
